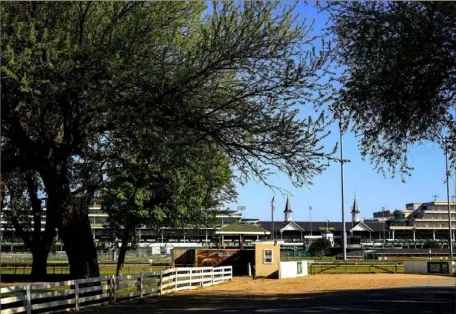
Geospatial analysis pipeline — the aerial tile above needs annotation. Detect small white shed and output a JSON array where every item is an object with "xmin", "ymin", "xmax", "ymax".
[{"xmin": 279, "ymin": 261, "xmax": 309, "ymax": 279}]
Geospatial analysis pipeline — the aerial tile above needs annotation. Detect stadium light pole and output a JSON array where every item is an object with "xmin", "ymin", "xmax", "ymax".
[
  {"xmin": 309, "ymin": 206, "xmax": 312, "ymax": 237},
  {"xmin": 382, "ymin": 207, "xmax": 386, "ymax": 248},
  {"xmin": 339, "ymin": 117, "xmax": 347, "ymax": 261},
  {"xmin": 271, "ymin": 196, "xmax": 275, "ymax": 241},
  {"xmin": 445, "ymin": 137, "xmax": 454, "ymax": 258}
]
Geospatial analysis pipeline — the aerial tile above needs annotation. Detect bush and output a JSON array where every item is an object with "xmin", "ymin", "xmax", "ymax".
[
  {"xmin": 309, "ymin": 238, "xmax": 331, "ymax": 258},
  {"xmin": 423, "ymin": 240, "xmax": 440, "ymax": 249}
]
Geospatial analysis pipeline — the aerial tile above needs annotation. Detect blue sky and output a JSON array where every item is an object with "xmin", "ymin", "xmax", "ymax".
[{"xmin": 227, "ymin": 2, "xmax": 450, "ymax": 222}]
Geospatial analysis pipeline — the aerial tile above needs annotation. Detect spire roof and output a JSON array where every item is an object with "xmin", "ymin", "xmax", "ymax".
[
  {"xmin": 283, "ymin": 197, "xmax": 292, "ymax": 213},
  {"xmin": 351, "ymin": 196, "xmax": 360, "ymax": 214}
]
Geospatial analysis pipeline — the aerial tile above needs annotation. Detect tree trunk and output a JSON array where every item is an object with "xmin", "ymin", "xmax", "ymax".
[
  {"xmin": 41, "ymin": 164, "xmax": 100, "ymax": 280},
  {"xmin": 116, "ymin": 245, "xmax": 127, "ymax": 277},
  {"xmin": 59, "ymin": 217, "xmax": 100, "ymax": 279},
  {"xmin": 116, "ymin": 228, "xmax": 130, "ymax": 277},
  {"xmin": 31, "ymin": 245, "xmax": 49, "ymax": 281}
]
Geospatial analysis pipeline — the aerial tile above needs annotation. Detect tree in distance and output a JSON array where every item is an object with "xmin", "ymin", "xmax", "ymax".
[{"xmin": 309, "ymin": 238, "xmax": 331, "ymax": 258}]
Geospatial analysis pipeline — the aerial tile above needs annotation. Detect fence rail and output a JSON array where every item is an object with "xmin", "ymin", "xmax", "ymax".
[
  {"xmin": 0, "ymin": 266, "xmax": 232, "ymax": 314},
  {"xmin": 0, "ymin": 264, "xmax": 170, "ymax": 276},
  {"xmin": 309, "ymin": 263, "xmax": 403, "ymax": 274}
]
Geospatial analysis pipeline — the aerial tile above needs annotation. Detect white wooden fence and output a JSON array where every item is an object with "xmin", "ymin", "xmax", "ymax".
[{"xmin": 0, "ymin": 266, "xmax": 232, "ymax": 314}]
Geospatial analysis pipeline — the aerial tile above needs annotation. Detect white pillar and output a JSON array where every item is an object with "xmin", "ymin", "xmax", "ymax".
[
  {"xmin": 413, "ymin": 229, "xmax": 416, "ymax": 241},
  {"xmin": 433, "ymin": 229, "xmax": 436, "ymax": 240},
  {"xmin": 392, "ymin": 230, "xmax": 395, "ymax": 241}
]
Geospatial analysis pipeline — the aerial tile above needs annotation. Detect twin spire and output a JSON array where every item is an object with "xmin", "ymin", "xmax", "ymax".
[
  {"xmin": 351, "ymin": 193, "xmax": 361, "ymax": 223},
  {"xmin": 284, "ymin": 197, "xmax": 293, "ymax": 222},
  {"xmin": 279, "ymin": 194, "xmax": 360, "ymax": 224}
]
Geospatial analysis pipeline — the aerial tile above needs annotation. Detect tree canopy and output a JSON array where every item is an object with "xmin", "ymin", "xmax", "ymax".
[
  {"xmin": 308, "ymin": 238, "xmax": 331, "ymax": 258},
  {"xmin": 102, "ymin": 138, "xmax": 236, "ymax": 275},
  {"xmin": 326, "ymin": 2, "xmax": 456, "ymax": 178},
  {"xmin": 2, "ymin": 1, "xmax": 335, "ymax": 278}
]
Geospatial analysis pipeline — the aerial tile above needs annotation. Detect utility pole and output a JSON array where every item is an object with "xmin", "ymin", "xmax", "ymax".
[
  {"xmin": 309, "ymin": 206, "xmax": 312, "ymax": 237},
  {"xmin": 271, "ymin": 196, "xmax": 275, "ymax": 241},
  {"xmin": 382, "ymin": 207, "xmax": 386, "ymax": 248},
  {"xmin": 340, "ymin": 118, "xmax": 347, "ymax": 260},
  {"xmin": 445, "ymin": 137, "xmax": 454, "ymax": 258}
]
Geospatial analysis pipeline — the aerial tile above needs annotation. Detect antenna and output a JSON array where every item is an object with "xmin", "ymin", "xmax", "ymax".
[
  {"xmin": 432, "ymin": 194, "xmax": 439, "ymax": 202},
  {"xmin": 237, "ymin": 206, "xmax": 246, "ymax": 220}
]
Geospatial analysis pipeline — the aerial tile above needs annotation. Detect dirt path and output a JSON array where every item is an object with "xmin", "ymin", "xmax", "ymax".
[
  {"xmin": 80, "ymin": 274, "xmax": 455, "ymax": 314},
  {"xmin": 179, "ymin": 274, "xmax": 454, "ymax": 295}
]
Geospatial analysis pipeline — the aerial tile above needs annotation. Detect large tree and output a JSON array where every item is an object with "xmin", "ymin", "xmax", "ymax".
[
  {"xmin": 326, "ymin": 2, "xmax": 456, "ymax": 178},
  {"xmin": 2, "ymin": 2, "xmax": 334, "ymax": 278},
  {"xmin": 1, "ymin": 172, "xmax": 56, "ymax": 281},
  {"xmin": 103, "ymin": 139, "xmax": 236, "ymax": 276}
]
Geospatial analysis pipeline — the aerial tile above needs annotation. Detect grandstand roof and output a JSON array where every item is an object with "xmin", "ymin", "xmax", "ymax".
[{"xmin": 258, "ymin": 221, "xmax": 385, "ymax": 233}]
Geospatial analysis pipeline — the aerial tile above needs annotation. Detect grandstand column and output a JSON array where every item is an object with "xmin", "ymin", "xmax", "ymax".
[
  {"xmin": 433, "ymin": 229, "xmax": 436, "ymax": 240},
  {"xmin": 392, "ymin": 230, "xmax": 395, "ymax": 241},
  {"xmin": 412, "ymin": 229, "xmax": 416, "ymax": 241}
]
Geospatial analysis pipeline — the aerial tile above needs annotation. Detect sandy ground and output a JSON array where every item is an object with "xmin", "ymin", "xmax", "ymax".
[{"xmin": 179, "ymin": 274, "xmax": 455, "ymax": 296}]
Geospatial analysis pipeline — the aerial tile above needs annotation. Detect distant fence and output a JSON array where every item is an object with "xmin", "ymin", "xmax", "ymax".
[
  {"xmin": 280, "ymin": 249, "xmax": 310, "ymax": 261},
  {"xmin": 0, "ymin": 263, "xmax": 170, "ymax": 277},
  {"xmin": 0, "ymin": 252, "xmax": 172, "ymax": 263},
  {"xmin": 0, "ymin": 266, "xmax": 232, "ymax": 314},
  {"xmin": 309, "ymin": 263, "xmax": 403, "ymax": 275}
]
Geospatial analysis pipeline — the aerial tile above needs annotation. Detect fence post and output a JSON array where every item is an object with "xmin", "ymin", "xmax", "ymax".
[
  {"xmin": 108, "ymin": 277, "xmax": 113, "ymax": 304},
  {"xmin": 394, "ymin": 263, "xmax": 397, "ymax": 273},
  {"xmin": 75, "ymin": 281, "xmax": 80, "ymax": 311},
  {"xmin": 138, "ymin": 273, "xmax": 143, "ymax": 298},
  {"xmin": 113, "ymin": 276, "xmax": 117, "ymax": 303},
  {"xmin": 211, "ymin": 267, "xmax": 214, "ymax": 285},
  {"xmin": 159, "ymin": 271, "xmax": 163, "ymax": 295},
  {"xmin": 189, "ymin": 268, "xmax": 192, "ymax": 289},
  {"xmin": 25, "ymin": 285, "xmax": 32, "ymax": 314},
  {"xmin": 174, "ymin": 269, "xmax": 178, "ymax": 291}
]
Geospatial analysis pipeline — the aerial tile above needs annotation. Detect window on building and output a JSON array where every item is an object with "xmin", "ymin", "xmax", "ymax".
[{"xmin": 263, "ymin": 249, "xmax": 273, "ymax": 264}]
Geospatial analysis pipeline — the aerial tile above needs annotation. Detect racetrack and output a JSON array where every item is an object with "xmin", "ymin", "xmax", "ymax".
[{"xmin": 81, "ymin": 274, "xmax": 456, "ymax": 314}]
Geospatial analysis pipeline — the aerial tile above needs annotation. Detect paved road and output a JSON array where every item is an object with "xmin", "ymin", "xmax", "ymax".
[{"xmin": 83, "ymin": 279, "xmax": 456, "ymax": 314}]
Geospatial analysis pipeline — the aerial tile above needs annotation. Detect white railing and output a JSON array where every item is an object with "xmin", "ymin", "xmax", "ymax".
[{"xmin": 0, "ymin": 266, "xmax": 232, "ymax": 314}]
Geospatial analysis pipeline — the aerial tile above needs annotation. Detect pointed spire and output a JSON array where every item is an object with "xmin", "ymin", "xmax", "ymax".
[
  {"xmin": 283, "ymin": 197, "xmax": 292, "ymax": 222},
  {"xmin": 351, "ymin": 194, "xmax": 361, "ymax": 223},
  {"xmin": 351, "ymin": 194, "xmax": 360, "ymax": 214},
  {"xmin": 283, "ymin": 197, "xmax": 292, "ymax": 213}
]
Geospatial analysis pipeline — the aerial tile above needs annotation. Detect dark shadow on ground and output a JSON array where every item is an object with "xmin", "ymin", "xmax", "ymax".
[{"xmin": 80, "ymin": 283, "xmax": 456, "ymax": 314}]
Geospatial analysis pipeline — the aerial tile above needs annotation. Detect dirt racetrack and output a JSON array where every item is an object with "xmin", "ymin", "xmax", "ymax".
[
  {"xmin": 180, "ymin": 274, "xmax": 454, "ymax": 295},
  {"xmin": 80, "ymin": 274, "xmax": 456, "ymax": 314}
]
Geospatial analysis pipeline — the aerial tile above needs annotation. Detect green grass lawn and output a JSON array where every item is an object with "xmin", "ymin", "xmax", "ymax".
[
  {"xmin": 1, "ymin": 256, "xmax": 171, "ymax": 265},
  {"xmin": 0, "ymin": 265, "xmax": 167, "ymax": 276}
]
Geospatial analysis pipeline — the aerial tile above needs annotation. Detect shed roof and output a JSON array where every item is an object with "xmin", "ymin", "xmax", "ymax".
[{"xmin": 216, "ymin": 223, "xmax": 270, "ymax": 235}]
